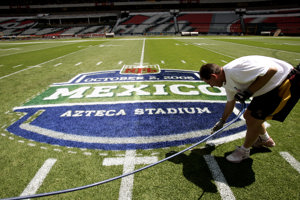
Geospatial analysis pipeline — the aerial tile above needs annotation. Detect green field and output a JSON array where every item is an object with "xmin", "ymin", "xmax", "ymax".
[{"xmin": 0, "ymin": 36, "xmax": 299, "ymax": 200}]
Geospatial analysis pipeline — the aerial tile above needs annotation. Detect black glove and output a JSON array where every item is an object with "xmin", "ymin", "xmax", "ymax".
[
  {"xmin": 234, "ymin": 89, "xmax": 253, "ymax": 103},
  {"xmin": 296, "ymin": 63, "xmax": 300, "ymax": 71},
  {"xmin": 211, "ymin": 118, "xmax": 225, "ymax": 134}
]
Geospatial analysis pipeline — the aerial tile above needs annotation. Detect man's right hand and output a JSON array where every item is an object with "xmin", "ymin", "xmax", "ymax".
[{"xmin": 211, "ymin": 118, "xmax": 225, "ymax": 134}]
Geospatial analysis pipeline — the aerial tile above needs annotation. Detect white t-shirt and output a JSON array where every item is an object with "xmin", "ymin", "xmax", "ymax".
[{"xmin": 223, "ymin": 55, "xmax": 293, "ymax": 101}]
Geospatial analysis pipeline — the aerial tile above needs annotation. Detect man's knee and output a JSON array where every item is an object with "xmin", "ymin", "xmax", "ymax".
[{"xmin": 243, "ymin": 109, "xmax": 264, "ymax": 126}]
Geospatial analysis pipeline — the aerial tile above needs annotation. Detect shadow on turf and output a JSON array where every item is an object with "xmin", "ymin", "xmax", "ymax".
[{"xmin": 166, "ymin": 146, "xmax": 272, "ymax": 199}]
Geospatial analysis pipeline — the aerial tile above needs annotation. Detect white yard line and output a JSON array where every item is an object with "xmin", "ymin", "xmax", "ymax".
[
  {"xmin": 0, "ymin": 42, "xmax": 76, "ymax": 58},
  {"xmin": 203, "ymin": 155, "xmax": 236, "ymax": 200},
  {"xmin": 118, "ymin": 150, "xmax": 135, "ymax": 200},
  {"xmin": 12, "ymin": 64, "xmax": 23, "ymax": 68},
  {"xmin": 0, "ymin": 47, "xmax": 88, "ymax": 80},
  {"xmin": 54, "ymin": 63, "xmax": 62, "ymax": 67},
  {"xmin": 139, "ymin": 38, "xmax": 146, "ymax": 66},
  {"xmin": 75, "ymin": 62, "xmax": 82, "ymax": 66},
  {"xmin": 220, "ymin": 40, "xmax": 300, "ymax": 55},
  {"xmin": 20, "ymin": 158, "xmax": 57, "ymax": 197},
  {"xmin": 190, "ymin": 42, "xmax": 236, "ymax": 59},
  {"xmin": 96, "ymin": 61, "xmax": 103, "ymax": 66},
  {"xmin": 280, "ymin": 152, "xmax": 300, "ymax": 174},
  {"xmin": 103, "ymin": 150, "xmax": 158, "ymax": 200}
]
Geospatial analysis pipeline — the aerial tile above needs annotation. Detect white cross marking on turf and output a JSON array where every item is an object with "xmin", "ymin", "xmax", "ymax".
[
  {"xmin": 20, "ymin": 158, "xmax": 57, "ymax": 198},
  {"xmin": 103, "ymin": 150, "xmax": 158, "ymax": 200}
]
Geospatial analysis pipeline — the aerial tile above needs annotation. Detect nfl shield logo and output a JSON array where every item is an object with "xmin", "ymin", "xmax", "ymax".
[{"xmin": 120, "ymin": 65, "xmax": 160, "ymax": 75}]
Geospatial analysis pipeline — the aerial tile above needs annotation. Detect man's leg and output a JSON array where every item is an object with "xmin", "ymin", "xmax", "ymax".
[
  {"xmin": 243, "ymin": 109, "xmax": 266, "ymax": 148},
  {"xmin": 226, "ymin": 109, "xmax": 265, "ymax": 163}
]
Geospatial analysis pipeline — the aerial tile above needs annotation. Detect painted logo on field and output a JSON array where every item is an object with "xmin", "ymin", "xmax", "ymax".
[
  {"xmin": 120, "ymin": 64, "xmax": 160, "ymax": 75},
  {"xmin": 7, "ymin": 65, "xmax": 246, "ymax": 150}
]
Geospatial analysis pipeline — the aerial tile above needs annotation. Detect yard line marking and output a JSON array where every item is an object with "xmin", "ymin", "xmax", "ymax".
[
  {"xmin": 96, "ymin": 61, "xmax": 103, "ymax": 66},
  {"xmin": 190, "ymin": 42, "xmax": 236, "ymax": 59},
  {"xmin": 0, "ymin": 42, "xmax": 76, "ymax": 58},
  {"xmin": 221, "ymin": 60, "xmax": 228, "ymax": 63},
  {"xmin": 75, "ymin": 62, "xmax": 82, "ymax": 66},
  {"xmin": 161, "ymin": 60, "xmax": 165, "ymax": 64},
  {"xmin": 204, "ymin": 155, "xmax": 236, "ymax": 200},
  {"xmin": 181, "ymin": 60, "xmax": 186, "ymax": 64},
  {"xmin": 201, "ymin": 60, "xmax": 207, "ymax": 63},
  {"xmin": 280, "ymin": 152, "xmax": 300, "ymax": 174},
  {"xmin": 20, "ymin": 158, "xmax": 57, "ymax": 197},
  {"xmin": 220, "ymin": 40, "xmax": 300, "ymax": 55},
  {"xmin": 54, "ymin": 63, "xmax": 62, "ymax": 67},
  {"xmin": 12, "ymin": 64, "xmax": 23, "ymax": 68},
  {"xmin": 103, "ymin": 150, "xmax": 158, "ymax": 200},
  {"xmin": 0, "ymin": 47, "xmax": 89, "ymax": 80},
  {"xmin": 139, "ymin": 38, "xmax": 146, "ymax": 66},
  {"xmin": 118, "ymin": 61, "xmax": 123, "ymax": 65}
]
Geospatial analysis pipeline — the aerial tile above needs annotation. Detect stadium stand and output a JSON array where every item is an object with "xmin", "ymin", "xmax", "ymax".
[
  {"xmin": 115, "ymin": 12, "xmax": 175, "ymax": 35},
  {"xmin": 0, "ymin": 0, "xmax": 299, "ymax": 38}
]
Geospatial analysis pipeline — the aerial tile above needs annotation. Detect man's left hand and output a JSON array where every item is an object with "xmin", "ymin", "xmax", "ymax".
[{"xmin": 234, "ymin": 89, "xmax": 252, "ymax": 103}]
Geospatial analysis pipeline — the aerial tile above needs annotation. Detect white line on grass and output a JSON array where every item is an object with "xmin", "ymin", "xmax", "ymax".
[
  {"xmin": 0, "ymin": 47, "xmax": 88, "ymax": 80},
  {"xmin": 190, "ymin": 43, "xmax": 236, "ymax": 59},
  {"xmin": 103, "ymin": 150, "xmax": 158, "ymax": 200},
  {"xmin": 12, "ymin": 64, "xmax": 23, "ymax": 68},
  {"xmin": 220, "ymin": 40, "xmax": 300, "ymax": 55},
  {"xmin": 201, "ymin": 60, "xmax": 207, "ymax": 63},
  {"xmin": 20, "ymin": 158, "xmax": 57, "ymax": 197},
  {"xmin": 75, "ymin": 62, "xmax": 82, "ymax": 66},
  {"xmin": 0, "ymin": 42, "xmax": 78, "ymax": 58},
  {"xmin": 280, "ymin": 152, "xmax": 300, "ymax": 174},
  {"xmin": 96, "ymin": 61, "xmax": 103, "ymax": 66},
  {"xmin": 203, "ymin": 155, "xmax": 236, "ymax": 200},
  {"xmin": 118, "ymin": 61, "xmax": 123, "ymax": 65},
  {"xmin": 54, "ymin": 63, "xmax": 62, "ymax": 67},
  {"xmin": 139, "ymin": 38, "xmax": 146, "ymax": 66},
  {"xmin": 181, "ymin": 60, "xmax": 186, "ymax": 64}
]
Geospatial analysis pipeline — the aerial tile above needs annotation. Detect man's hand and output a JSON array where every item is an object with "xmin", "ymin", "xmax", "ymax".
[
  {"xmin": 211, "ymin": 118, "xmax": 225, "ymax": 134},
  {"xmin": 234, "ymin": 89, "xmax": 252, "ymax": 103}
]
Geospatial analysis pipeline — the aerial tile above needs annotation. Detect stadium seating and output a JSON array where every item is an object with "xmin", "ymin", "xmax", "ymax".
[
  {"xmin": 115, "ymin": 13, "xmax": 175, "ymax": 35},
  {"xmin": 1, "ymin": 9, "xmax": 300, "ymax": 38}
]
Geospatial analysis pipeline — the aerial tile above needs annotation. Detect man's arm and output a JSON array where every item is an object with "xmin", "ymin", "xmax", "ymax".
[
  {"xmin": 211, "ymin": 100, "xmax": 236, "ymax": 133},
  {"xmin": 247, "ymin": 66, "xmax": 278, "ymax": 94},
  {"xmin": 235, "ymin": 66, "xmax": 278, "ymax": 103},
  {"xmin": 221, "ymin": 100, "xmax": 236, "ymax": 122}
]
